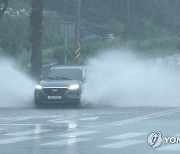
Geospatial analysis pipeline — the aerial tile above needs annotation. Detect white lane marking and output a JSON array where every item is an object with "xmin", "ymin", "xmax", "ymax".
[
  {"xmin": 79, "ymin": 117, "xmax": 99, "ymax": 121},
  {"xmin": 144, "ymin": 108, "xmax": 180, "ymax": 118},
  {"xmin": 99, "ymin": 140, "xmax": 143, "ymax": 149},
  {"xmin": 112, "ymin": 118, "xmax": 147, "ymax": 126},
  {"xmin": 51, "ymin": 120, "xmax": 75, "ymax": 124},
  {"xmin": 41, "ymin": 138, "xmax": 91, "ymax": 146},
  {"xmin": 0, "ymin": 128, "xmax": 5, "ymax": 131},
  {"xmin": 0, "ymin": 116, "xmax": 61, "ymax": 123},
  {"xmin": 1, "ymin": 108, "xmax": 178, "ymax": 135},
  {"xmin": 59, "ymin": 130, "xmax": 99, "ymax": 138},
  {"xmin": 48, "ymin": 117, "xmax": 75, "ymax": 123},
  {"xmin": 148, "ymin": 109, "xmax": 180, "ymax": 118},
  {"xmin": 107, "ymin": 132, "xmax": 146, "ymax": 140},
  {"xmin": 93, "ymin": 108, "xmax": 180, "ymax": 130},
  {"xmin": 0, "ymin": 124, "xmax": 45, "ymax": 126},
  {"xmin": 158, "ymin": 144, "xmax": 180, "ymax": 151},
  {"xmin": 0, "ymin": 136, "xmax": 38, "ymax": 145},
  {"xmin": 4, "ymin": 129, "xmax": 50, "ymax": 136}
]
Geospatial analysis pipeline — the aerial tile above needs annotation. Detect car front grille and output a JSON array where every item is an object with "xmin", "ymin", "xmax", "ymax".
[{"xmin": 43, "ymin": 88, "xmax": 68, "ymax": 96}]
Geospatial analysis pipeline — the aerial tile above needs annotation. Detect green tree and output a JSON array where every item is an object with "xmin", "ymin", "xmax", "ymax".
[
  {"xmin": 0, "ymin": 0, "xmax": 8, "ymax": 16},
  {"xmin": 171, "ymin": 0, "xmax": 179, "ymax": 36},
  {"xmin": 0, "ymin": 0, "xmax": 30, "ymax": 58}
]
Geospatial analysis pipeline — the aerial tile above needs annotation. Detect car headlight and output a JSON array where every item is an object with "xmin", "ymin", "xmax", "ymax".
[
  {"xmin": 69, "ymin": 84, "xmax": 79, "ymax": 90},
  {"xmin": 35, "ymin": 84, "xmax": 43, "ymax": 90}
]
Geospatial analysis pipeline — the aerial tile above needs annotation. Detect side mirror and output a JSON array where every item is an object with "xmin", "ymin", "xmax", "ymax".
[{"xmin": 83, "ymin": 69, "xmax": 90, "ymax": 82}]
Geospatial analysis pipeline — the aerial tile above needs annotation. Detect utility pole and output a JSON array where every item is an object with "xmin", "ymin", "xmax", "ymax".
[
  {"xmin": 74, "ymin": 0, "xmax": 81, "ymax": 62},
  {"xmin": 172, "ymin": 0, "xmax": 178, "ymax": 37},
  {"xmin": 124, "ymin": 0, "xmax": 130, "ymax": 48},
  {"xmin": 30, "ymin": 0, "xmax": 44, "ymax": 80},
  {"xmin": 60, "ymin": 21, "xmax": 74, "ymax": 66}
]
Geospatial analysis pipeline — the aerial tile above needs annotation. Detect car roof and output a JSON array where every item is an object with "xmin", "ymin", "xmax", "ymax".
[{"xmin": 51, "ymin": 65, "xmax": 87, "ymax": 70}]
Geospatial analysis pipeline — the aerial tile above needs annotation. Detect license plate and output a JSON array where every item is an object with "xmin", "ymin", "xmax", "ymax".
[{"xmin": 48, "ymin": 96, "xmax": 61, "ymax": 100}]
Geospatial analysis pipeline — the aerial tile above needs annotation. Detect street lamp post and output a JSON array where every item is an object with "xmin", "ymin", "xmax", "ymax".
[{"xmin": 60, "ymin": 21, "xmax": 74, "ymax": 66}]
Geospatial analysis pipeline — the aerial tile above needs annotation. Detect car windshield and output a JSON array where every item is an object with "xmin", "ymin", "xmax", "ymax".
[{"xmin": 46, "ymin": 68, "xmax": 83, "ymax": 80}]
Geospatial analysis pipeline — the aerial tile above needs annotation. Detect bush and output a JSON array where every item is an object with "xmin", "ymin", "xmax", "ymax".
[
  {"xmin": 17, "ymin": 51, "xmax": 31, "ymax": 67},
  {"xmin": 0, "ymin": 47, "xmax": 4, "ymax": 56}
]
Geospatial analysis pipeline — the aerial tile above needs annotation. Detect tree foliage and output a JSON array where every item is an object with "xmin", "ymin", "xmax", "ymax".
[
  {"xmin": 0, "ymin": 0, "xmax": 8, "ymax": 15},
  {"xmin": 44, "ymin": 0, "xmax": 180, "ymax": 39},
  {"xmin": 0, "ymin": 0, "xmax": 180, "ymax": 70}
]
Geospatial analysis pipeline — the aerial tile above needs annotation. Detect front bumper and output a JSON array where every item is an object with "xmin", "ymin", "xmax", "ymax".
[{"xmin": 35, "ymin": 87, "xmax": 80, "ymax": 104}]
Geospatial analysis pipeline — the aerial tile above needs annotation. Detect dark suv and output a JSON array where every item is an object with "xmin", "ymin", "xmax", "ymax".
[{"xmin": 34, "ymin": 66, "xmax": 88, "ymax": 107}]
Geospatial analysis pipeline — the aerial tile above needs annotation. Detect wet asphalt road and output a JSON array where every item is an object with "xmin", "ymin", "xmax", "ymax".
[{"xmin": 0, "ymin": 106, "xmax": 180, "ymax": 154}]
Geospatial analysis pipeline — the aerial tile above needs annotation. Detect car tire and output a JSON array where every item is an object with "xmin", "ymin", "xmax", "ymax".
[
  {"xmin": 34, "ymin": 99, "xmax": 43, "ymax": 109},
  {"xmin": 74, "ymin": 100, "xmax": 81, "ymax": 107}
]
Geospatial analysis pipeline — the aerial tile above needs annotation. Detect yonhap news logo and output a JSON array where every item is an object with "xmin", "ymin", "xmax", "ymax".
[
  {"xmin": 147, "ymin": 132, "xmax": 180, "ymax": 149},
  {"xmin": 147, "ymin": 132, "xmax": 162, "ymax": 148}
]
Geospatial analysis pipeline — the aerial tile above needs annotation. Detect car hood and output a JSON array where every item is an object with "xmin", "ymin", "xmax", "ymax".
[{"xmin": 40, "ymin": 79, "xmax": 82, "ymax": 88}]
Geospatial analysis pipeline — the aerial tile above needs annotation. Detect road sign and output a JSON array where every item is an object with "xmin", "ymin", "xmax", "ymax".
[
  {"xmin": 60, "ymin": 21, "xmax": 75, "ymax": 65},
  {"xmin": 60, "ymin": 21, "xmax": 74, "ymax": 39}
]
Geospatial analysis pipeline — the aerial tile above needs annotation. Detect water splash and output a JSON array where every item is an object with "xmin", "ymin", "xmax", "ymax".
[
  {"xmin": 81, "ymin": 50, "xmax": 180, "ymax": 107},
  {"xmin": 0, "ymin": 58, "xmax": 35, "ymax": 108}
]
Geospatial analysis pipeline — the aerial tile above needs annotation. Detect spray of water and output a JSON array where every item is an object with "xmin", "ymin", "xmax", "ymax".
[
  {"xmin": 81, "ymin": 50, "xmax": 180, "ymax": 107},
  {"xmin": 0, "ymin": 58, "xmax": 35, "ymax": 108}
]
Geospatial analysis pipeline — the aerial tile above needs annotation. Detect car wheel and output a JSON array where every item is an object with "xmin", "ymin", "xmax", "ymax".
[
  {"xmin": 74, "ymin": 100, "xmax": 81, "ymax": 107},
  {"xmin": 34, "ymin": 99, "xmax": 43, "ymax": 109}
]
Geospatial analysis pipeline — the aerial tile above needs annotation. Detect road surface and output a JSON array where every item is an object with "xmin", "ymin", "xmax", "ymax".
[{"xmin": 0, "ymin": 106, "xmax": 180, "ymax": 154}]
